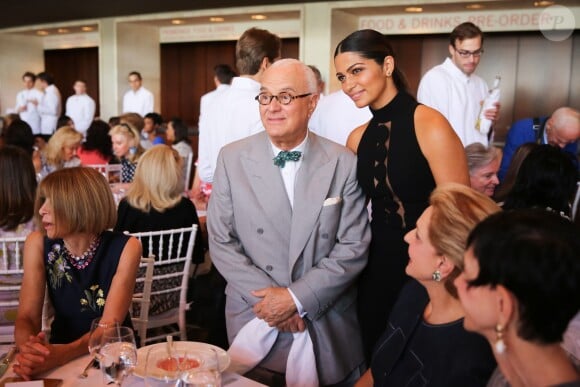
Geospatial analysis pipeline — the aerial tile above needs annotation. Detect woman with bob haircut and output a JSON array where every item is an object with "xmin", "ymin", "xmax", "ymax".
[
  {"xmin": 357, "ymin": 184, "xmax": 499, "ymax": 386},
  {"xmin": 455, "ymin": 209, "xmax": 580, "ymax": 386},
  {"xmin": 14, "ymin": 167, "xmax": 141, "ymax": 379},
  {"xmin": 334, "ymin": 29, "xmax": 470, "ymax": 359},
  {"xmin": 109, "ymin": 122, "xmax": 144, "ymax": 183},
  {"xmin": 115, "ymin": 145, "xmax": 204, "ymax": 315},
  {"xmin": 39, "ymin": 126, "xmax": 83, "ymax": 178}
]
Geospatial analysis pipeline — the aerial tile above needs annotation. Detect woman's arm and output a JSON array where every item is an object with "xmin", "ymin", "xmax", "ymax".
[
  {"xmin": 14, "ymin": 235, "xmax": 142, "ymax": 379},
  {"xmin": 414, "ymin": 105, "xmax": 470, "ymax": 186}
]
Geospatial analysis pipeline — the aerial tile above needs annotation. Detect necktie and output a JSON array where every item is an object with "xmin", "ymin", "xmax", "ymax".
[{"xmin": 273, "ymin": 150, "xmax": 301, "ymax": 168}]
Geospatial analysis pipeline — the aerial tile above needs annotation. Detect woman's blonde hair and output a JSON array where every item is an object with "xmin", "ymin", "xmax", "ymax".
[
  {"xmin": 44, "ymin": 126, "xmax": 83, "ymax": 168},
  {"xmin": 428, "ymin": 183, "xmax": 501, "ymax": 297},
  {"xmin": 35, "ymin": 167, "xmax": 117, "ymax": 235},
  {"xmin": 109, "ymin": 123, "xmax": 144, "ymax": 162},
  {"xmin": 125, "ymin": 145, "xmax": 184, "ymax": 212}
]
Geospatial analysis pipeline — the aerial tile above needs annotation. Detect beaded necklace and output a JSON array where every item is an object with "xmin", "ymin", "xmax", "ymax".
[{"xmin": 62, "ymin": 234, "xmax": 102, "ymax": 270}]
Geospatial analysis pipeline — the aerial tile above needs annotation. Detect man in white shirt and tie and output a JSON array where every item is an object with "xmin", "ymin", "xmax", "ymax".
[
  {"xmin": 65, "ymin": 79, "xmax": 95, "ymax": 136},
  {"xmin": 122, "ymin": 71, "xmax": 154, "ymax": 117},
  {"xmin": 14, "ymin": 72, "xmax": 43, "ymax": 135}
]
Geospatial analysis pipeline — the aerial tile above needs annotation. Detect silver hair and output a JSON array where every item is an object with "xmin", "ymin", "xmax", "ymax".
[
  {"xmin": 268, "ymin": 58, "xmax": 318, "ymax": 94},
  {"xmin": 465, "ymin": 143, "xmax": 501, "ymax": 175}
]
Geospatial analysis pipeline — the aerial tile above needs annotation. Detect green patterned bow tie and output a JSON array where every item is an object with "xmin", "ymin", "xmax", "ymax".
[{"xmin": 273, "ymin": 150, "xmax": 302, "ymax": 168}]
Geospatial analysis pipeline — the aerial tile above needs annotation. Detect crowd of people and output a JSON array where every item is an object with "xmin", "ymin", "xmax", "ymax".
[{"xmin": 0, "ymin": 21, "xmax": 578, "ymax": 387}]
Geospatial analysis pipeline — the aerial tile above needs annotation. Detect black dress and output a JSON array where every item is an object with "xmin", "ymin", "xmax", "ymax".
[
  {"xmin": 356, "ymin": 91, "xmax": 436, "ymax": 361},
  {"xmin": 371, "ymin": 281, "xmax": 496, "ymax": 386},
  {"xmin": 44, "ymin": 231, "xmax": 132, "ymax": 344}
]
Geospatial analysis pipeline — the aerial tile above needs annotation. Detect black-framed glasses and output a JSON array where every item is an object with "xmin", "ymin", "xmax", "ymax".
[
  {"xmin": 454, "ymin": 47, "xmax": 484, "ymax": 58},
  {"xmin": 255, "ymin": 92, "xmax": 312, "ymax": 106}
]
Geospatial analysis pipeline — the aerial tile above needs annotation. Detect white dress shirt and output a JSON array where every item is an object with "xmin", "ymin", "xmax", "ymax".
[
  {"xmin": 197, "ymin": 77, "xmax": 264, "ymax": 183},
  {"xmin": 15, "ymin": 88, "xmax": 43, "ymax": 134},
  {"xmin": 198, "ymin": 83, "xmax": 230, "ymax": 131},
  {"xmin": 417, "ymin": 57, "xmax": 489, "ymax": 146},
  {"xmin": 66, "ymin": 93, "xmax": 95, "ymax": 135},
  {"xmin": 37, "ymin": 84, "xmax": 62, "ymax": 135},
  {"xmin": 309, "ymin": 90, "xmax": 371, "ymax": 146},
  {"xmin": 122, "ymin": 86, "xmax": 154, "ymax": 117}
]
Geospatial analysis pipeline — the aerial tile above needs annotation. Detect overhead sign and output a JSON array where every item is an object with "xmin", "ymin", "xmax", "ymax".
[
  {"xmin": 43, "ymin": 32, "xmax": 100, "ymax": 49},
  {"xmin": 359, "ymin": 6, "xmax": 579, "ymax": 35}
]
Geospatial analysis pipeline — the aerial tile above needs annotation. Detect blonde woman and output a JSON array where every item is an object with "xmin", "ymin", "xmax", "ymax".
[
  {"xmin": 114, "ymin": 145, "xmax": 204, "ymax": 315},
  {"xmin": 356, "ymin": 184, "xmax": 499, "ymax": 386},
  {"xmin": 109, "ymin": 122, "xmax": 144, "ymax": 183},
  {"xmin": 14, "ymin": 167, "xmax": 141, "ymax": 379},
  {"xmin": 39, "ymin": 126, "xmax": 83, "ymax": 178}
]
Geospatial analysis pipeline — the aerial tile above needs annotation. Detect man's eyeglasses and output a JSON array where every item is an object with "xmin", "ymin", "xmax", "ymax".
[
  {"xmin": 255, "ymin": 92, "xmax": 312, "ymax": 106},
  {"xmin": 454, "ymin": 47, "xmax": 484, "ymax": 58}
]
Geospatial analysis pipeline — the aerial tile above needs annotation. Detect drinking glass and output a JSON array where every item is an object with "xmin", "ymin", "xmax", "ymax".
[
  {"xmin": 99, "ymin": 326, "xmax": 138, "ymax": 386},
  {"xmin": 88, "ymin": 318, "xmax": 119, "ymax": 359},
  {"xmin": 144, "ymin": 346, "xmax": 184, "ymax": 387},
  {"xmin": 180, "ymin": 347, "xmax": 221, "ymax": 387}
]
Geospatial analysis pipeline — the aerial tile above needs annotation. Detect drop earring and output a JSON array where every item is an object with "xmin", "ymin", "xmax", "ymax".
[{"xmin": 494, "ymin": 324, "xmax": 507, "ymax": 354}]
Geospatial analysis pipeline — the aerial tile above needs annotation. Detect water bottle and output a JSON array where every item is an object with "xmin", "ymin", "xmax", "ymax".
[{"xmin": 476, "ymin": 75, "xmax": 501, "ymax": 135}]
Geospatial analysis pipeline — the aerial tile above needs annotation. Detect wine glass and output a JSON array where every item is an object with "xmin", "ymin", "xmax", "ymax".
[
  {"xmin": 88, "ymin": 318, "xmax": 119, "ymax": 359},
  {"xmin": 144, "ymin": 346, "xmax": 195, "ymax": 387},
  {"xmin": 99, "ymin": 326, "xmax": 138, "ymax": 386},
  {"xmin": 180, "ymin": 347, "xmax": 221, "ymax": 387}
]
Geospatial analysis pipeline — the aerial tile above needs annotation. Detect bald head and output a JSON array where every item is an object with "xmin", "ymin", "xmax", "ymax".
[
  {"xmin": 547, "ymin": 107, "xmax": 580, "ymax": 148},
  {"xmin": 259, "ymin": 59, "xmax": 320, "ymax": 149}
]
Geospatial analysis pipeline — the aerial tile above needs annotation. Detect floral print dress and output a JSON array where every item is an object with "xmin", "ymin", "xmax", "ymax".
[{"xmin": 44, "ymin": 231, "xmax": 131, "ymax": 344}]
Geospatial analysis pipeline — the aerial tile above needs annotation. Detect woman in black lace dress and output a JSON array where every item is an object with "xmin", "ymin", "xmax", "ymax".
[{"xmin": 334, "ymin": 29, "xmax": 469, "ymax": 361}]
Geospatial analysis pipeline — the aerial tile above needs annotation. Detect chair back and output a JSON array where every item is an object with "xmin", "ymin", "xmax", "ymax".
[
  {"xmin": 183, "ymin": 152, "xmax": 194, "ymax": 192},
  {"xmin": 126, "ymin": 224, "xmax": 198, "ymax": 344},
  {"xmin": 0, "ymin": 236, "xmax": 26, "ymax": 343},
  {"xmin": 131, "ymin": 256, "xmax": 154, "ymax": 347}
]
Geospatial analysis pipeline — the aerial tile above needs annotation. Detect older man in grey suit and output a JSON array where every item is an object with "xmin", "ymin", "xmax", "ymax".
[{"xmin": 207, "ymin": 58, "xmax": 370, "ymax": 386}]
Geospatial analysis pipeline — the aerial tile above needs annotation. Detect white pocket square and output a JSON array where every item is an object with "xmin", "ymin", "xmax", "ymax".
[{"xmin": 323, "ymin": 197, "xmax": 342, "ymax": 206}]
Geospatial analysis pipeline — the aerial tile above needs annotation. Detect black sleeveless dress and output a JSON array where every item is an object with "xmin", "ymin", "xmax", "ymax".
[{"xmin": 356, "ymin": 91, "xmax": 436, "ymax": 361}]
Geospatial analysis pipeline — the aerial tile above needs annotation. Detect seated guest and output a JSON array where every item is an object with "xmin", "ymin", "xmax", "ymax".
[
  {"xmin": 494, "ymin": 142, "xmax": 538, "ymax": 203},
  {"xmin": 78, "ymin": 119, "xmax": 113, "ymax": 165},
  {"xmin": 109, "ymin": 123, "xmax": 144, "ymax": 183},
  {"xmin": 465, "ymin": 142, "xmax": 501, "ymax": 198},
  {"xmin": 141, "ymin": 112, "xmax": 165, "ymax": 149},
  {"xmin": 502, "ymin": 144, "xmax": 577, "ymax": 218},
  {"xmin": 456, "ymin": 209, "xmax": 580, "ymax": 386},
  {"xmin": 166, "ymin": 118, "xmax": 192, "ymax": 158},
  {"xmin": 3, "ymin": 120, "xmax": 42, "ymax": 173},
  {"xmin": 357, "ymin": 184, "xmax": 499, "ymax": 386},
  {"xmin": 14, "ymin": 167, "xmax": 141, "ymax": 379},
  {"xmin": 499, "ymin": 107, "xmax": 579, "ymax": 180},
  {"xmin": 114, "ymin": 145, "xmax": 204, "ymax": 315},
  {"xmin": 38, "ymin": 126, "xmax": 83, "ymax": 179},
  {"xmin": 57, "ymin": 115, "xmax": 74, "ymax": 130}
]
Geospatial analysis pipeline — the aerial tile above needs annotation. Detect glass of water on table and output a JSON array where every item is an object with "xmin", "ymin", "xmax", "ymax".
[{"xmin": 99, "ymin": 326, "xmax": 138, "ymax": 385}]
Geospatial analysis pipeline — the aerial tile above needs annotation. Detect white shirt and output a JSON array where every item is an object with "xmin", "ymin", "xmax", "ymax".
[
  {"xmin": 198, "ymin": 83, "xmax": 230, "ymax": 130},
  {"xmin": 197, "ymin": 77, "xmax": 264, "ymax": 183},
  {"xmin": 37, "ymin": 84, "xmax": 62, "ymax": 135},
  {"xmin": 417, "ymin": 57, "xmax": 489, "ymax": 146},
  {"xmin": 65, "ymin": 93, "xmax": 95, "ymax": 135},
  {"xmin": 122, "ymin": 86, "xmax": 154, "ymax": 117},
  {"xmin": 15, "ymin": 88, "xmax": 43, "ymax": 134},
  {"xmin": 309, "ymin": 90, "xmax": 372, "ymax": 146}
]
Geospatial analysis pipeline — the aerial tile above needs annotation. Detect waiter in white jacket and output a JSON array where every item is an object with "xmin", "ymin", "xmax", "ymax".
[
  {"xmin": 35, "ymin": 72, "xmax": 62, "ymax": 139},
  {"xmin": 65, "ymin": 80, "xmax": 95, "ymax": 136},
  {"xmin": 14, "ymin": 71, "xmax": 43, "ymax": 134}
]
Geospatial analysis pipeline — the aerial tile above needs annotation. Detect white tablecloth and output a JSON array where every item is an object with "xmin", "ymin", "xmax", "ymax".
[{"xmin": 0, "ymin": 352, "xmax": 266, "ymax": 386}]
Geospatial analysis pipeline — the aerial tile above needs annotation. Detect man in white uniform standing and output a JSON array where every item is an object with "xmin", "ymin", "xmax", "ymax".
[
  {"xmin": 122, "ymin": 71, "xmax": 154, "ymax": 117},
  {"xmin": 35, "ymin": 72, "xmax": 62, "ymax": 139},
  {"xmin": 14, "ymin": 72, "xmax": 43, "ymax": 134},
  {"xmin": 65, "ymin": 79, "xmax": 95, "ymax": 136},
  {"xmin": 417, "ymin": 22, "xmax": 499, "ymax": 146}
]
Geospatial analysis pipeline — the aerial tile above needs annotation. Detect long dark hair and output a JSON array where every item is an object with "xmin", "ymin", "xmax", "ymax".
[{"xmin": 334, "ymin": 29, "xmax": 409, "ymax": 94}]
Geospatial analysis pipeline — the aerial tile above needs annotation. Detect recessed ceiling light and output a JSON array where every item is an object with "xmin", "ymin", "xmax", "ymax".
[
  {"xmin": 81, "ymin": 26, "xmax": 94, "ymax": 32},
  {"xmin": 57, "ymin": 28, "xmax": 69, "ymax": 33},
  {"xmin": 534, "ymin": 0, "xmax": 554, "ymax": 6},
  {"xmin": 36, "ymin": 30, "xmax": 49, "ymax": 36},
  {"xmin": 171, "ymin": 19, "xmax": 184, "ymax": 25},
  {"xmin": 405, "ymin": 7, "xmax": 423, "ymax": 13},
  {"xmin": 251, "ymin": 14, "xmax": 267, "ymax": 20},
  {"xmin": 466, "ymin": 4, "xmax": 485, "ymax": 10},
  {"xmin": 209, "ymin": 17, "xmax": 225, "ymax": 22}
]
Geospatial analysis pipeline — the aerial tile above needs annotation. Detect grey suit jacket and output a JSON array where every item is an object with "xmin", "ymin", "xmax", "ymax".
[{"xmin": 207, "ymin": 130, "xmax": 371, "ymax": 385}]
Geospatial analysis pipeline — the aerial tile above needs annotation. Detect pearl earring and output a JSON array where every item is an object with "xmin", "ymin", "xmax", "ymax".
[{"xmin": 494, "ymin": 324, "xmax": 507, "ymax": 354}]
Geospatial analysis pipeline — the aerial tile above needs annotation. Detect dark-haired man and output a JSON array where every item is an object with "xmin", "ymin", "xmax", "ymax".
[
  {"xmin": 35, "ymin": 72, "xmax": 62, "ymax": 138},
  {"xmin": 418, "ymin": 22, "xmax": 499, "ymax": 146},
  {"xmin": 14, "ymin": 72, "xmax": 43, "ymax": 134},
  {"xmin": 122, "ymin": 71, "xmax": 153, "ymax": 117}
]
